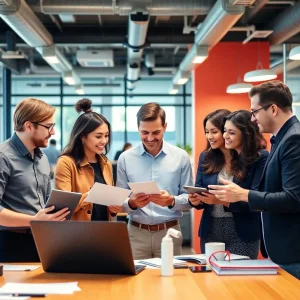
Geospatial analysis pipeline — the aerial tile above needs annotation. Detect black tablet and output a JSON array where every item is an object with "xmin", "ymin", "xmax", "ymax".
[
  {"xmin": 45, "ymin": 189, "xmax": 82, "ymax": 220},
  {"xmin": 183, "ymin": 186, "xmax": 209, "ymax": 194}
]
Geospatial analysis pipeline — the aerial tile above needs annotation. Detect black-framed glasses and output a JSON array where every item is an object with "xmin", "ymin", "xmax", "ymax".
[
  {"xmin": 31, "ymin": 122, "xmax": 55, "ymax": 133},
  {"xmin": 251, "ymin": 104, "xmax": 274, "ymax": 118}
]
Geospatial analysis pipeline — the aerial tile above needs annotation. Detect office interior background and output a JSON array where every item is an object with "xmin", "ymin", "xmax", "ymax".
[{"xmin": 1, "ymin": 0, "xmax": 300, "ymax": 251}]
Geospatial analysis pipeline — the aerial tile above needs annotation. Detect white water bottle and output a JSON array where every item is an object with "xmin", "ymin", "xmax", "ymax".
[{"xmin": 161, "ymin": 228, "xmax": 181, "ymax": 276}]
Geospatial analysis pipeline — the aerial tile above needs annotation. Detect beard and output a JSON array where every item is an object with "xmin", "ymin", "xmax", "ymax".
[{"xmin": 31, "ymin": 134, "xmax": 51, "ymax": 148}]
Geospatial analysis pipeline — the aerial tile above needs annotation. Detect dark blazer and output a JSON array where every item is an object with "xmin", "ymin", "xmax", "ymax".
[
  {"xmin": 193, "ymin": 149, "xmax": 269, "ymax": 243},
  {"xmin": 249, "ymin": 116, "xmax": 300, "ymax": 265}
]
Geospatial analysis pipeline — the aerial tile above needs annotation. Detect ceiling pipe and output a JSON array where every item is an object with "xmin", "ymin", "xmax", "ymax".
[
  {"xmin": 40, "ymin": 0, "xmax": 212, "ymax": 16},
  {"xmin": 18, "ymin": 66, "xmax": 174, "ymax": 78},
  {"xmin": 0, "ymin": 0, "xmax": 80, "ymax": 82},
  {"xmin": 173, "ymin": 0, "xmax": 246, "ymax": 83},
  {"xmin": 125, "ymin": 11, "xmax": 150, "ymax": 90},
  {"xmin": 267, "ymin": 0, "xmax": 300, "ymax": 45},
  {"xmin": 0, "ymin": 0, "xmax": 53, "ymax": 47},
  {"xmin": 241, "ymin": 0, "xmax": 269, "ymax": 25},
  {"xmin": 270, "ymin": 59, "xmax": 300, "ymax": 75}
]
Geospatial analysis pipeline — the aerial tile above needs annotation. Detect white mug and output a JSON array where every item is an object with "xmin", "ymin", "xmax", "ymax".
[{"xmin": 205, "ymin": 242, "xmax": 225, "ymax": 264}]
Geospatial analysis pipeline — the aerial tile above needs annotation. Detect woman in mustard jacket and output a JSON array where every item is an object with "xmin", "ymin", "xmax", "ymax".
[{"xmin": 55, "ymin": 98, "xmax": 121, "ymax": 221}]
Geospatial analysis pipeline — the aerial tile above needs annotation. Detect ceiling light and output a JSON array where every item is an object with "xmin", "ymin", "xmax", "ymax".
[
  {"xmin": 226, "ymin": 83, "xmax": 253, "ymax": 94},
  {"xmin": 173, "ymin": 70, "xmax": 189, "ymax": 85},
  {"xmin": 38, "ymin": 45, "xmax": 59, "ymax": 64},
  {"xmin": 76, "ymin": 84, "xmax": 85, "ymax": 95},
  {"xmin": 63, "ymin": 70, "xmax": 80, "ymax": 85},
  {"xmin": 244, "ymin": 69, "xmax": 277, "ymax": 82},
  {"xmin": 169, "ymin": 84, "xmax": 180, "ymax": 95},
  {"xmin": 289, "ymin": 46, "xmax": 300, "ymax": 60},
  {"xmin": 244, "ymin": 42, "xmax": 277, "ymax": 82},
  {"xmin": 192, "ymin": 46, "xmax": 208, "ymax": 64}
]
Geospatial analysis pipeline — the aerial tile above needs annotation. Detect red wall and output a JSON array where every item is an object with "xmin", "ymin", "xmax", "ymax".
[{"xmin": 192, "ymin": 42, "xmax": 271, "ymax": 253}]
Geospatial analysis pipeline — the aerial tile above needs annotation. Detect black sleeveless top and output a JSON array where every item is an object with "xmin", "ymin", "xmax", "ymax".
[{"xmin": 89, "ymin": 162, "xmax": 109, "ymax": 221}]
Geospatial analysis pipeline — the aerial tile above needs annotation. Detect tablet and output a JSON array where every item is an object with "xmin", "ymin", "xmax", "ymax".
[
  {"xmin": 45, "ymin": 189, "xmax": 82, "ymax": 220},
  {"xmin": 183, "ymin": 186, "xmax": 209, "ymax": 194}
]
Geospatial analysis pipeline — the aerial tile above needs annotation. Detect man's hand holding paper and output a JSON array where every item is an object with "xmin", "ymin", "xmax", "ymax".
[
  {"xmin": 149, "ymin": 190, "xmax": 174, "ymax": 207},
  {"xmin": 127, "ymin": 181, "xmax": 174, "ymax": 207}
]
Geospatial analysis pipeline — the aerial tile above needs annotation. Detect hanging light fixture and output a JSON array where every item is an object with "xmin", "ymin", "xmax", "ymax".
[
  {"xmin": 244, "ymin": 42, "xmax": 277, "ymax": 82},
  {"xmin": 289, "ymin": 46, "xmax": 300, "ymax": 60},
  {"xmin": 226, "ymin": 46, "xmax": 253, "ymax": 94},
  {"xmin": 227, "ymin": 83, "xmax": 253, "ymax": 94}
]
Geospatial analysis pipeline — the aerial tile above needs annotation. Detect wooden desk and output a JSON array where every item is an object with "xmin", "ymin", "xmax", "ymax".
[{"xmin": 1, "ymin": 266, "xmax": 300, "ymax": 299}]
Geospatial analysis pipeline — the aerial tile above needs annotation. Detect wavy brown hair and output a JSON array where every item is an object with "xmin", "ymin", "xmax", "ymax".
[
  {"xmin": 202, "ymin": 109, "xmax": 231, "ymax": 174},
  {"xmin": 225, "ymin": 110, "xmax": 267, "ymax": 181}
]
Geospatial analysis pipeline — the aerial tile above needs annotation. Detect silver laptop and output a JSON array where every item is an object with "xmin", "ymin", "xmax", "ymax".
[{"xmin": 30, "ymin": 221, "xmax": 145, "ymax": 275}]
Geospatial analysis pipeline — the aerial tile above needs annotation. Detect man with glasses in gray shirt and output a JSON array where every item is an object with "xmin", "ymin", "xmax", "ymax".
[{"xmin": 0, "ymin": 98, "xmax": 69, "ymax": 262}]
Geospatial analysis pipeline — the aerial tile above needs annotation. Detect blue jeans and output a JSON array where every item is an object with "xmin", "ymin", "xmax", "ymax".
[{"xmin": 280, "ymin": 263, "xmax": 300, "ymax": 279}]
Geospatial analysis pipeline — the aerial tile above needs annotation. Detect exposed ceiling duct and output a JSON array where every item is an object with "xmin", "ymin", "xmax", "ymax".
[
  {"xmin": 173, "ymin": 0, "xmax": 246, "ymax": 85},
  {"xmin": 0, "ymin": 0, "xmax": 76, "ymax": 78},
  {"xmin": 267, "ymin": 1, "xmax": 300, "ymax": 45},
  {"xmin": 40, "ymin": 0, "xmax": 212, "ymax": 16},
  {"xmin": 17, "ymin": 66, "xmax": 174, "ymax": 78},
  {"xmin": 270, "ymin": 59, "xmax": 300, "ymax": 75},
  {"xmin": 0, "ymin": 0, "xmax": 53, "ymax": 47},
  {"xmin": 241, "ymin": 0, "xmax": 268, "ymax": 24},
  {"xmin": 126, "ymin": 12, "xmax": 150, "ymax": 90}
]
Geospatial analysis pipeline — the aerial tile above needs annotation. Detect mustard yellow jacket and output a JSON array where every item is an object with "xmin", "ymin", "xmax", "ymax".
[{"xmin": 54, "ymin": 154, "xmax": 114, "ymax": 221}]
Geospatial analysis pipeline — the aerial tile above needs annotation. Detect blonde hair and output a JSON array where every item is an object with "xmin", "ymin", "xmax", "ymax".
[{"xmin": 14, "ymin": 98, "xmax": 56, "ymax": 132}]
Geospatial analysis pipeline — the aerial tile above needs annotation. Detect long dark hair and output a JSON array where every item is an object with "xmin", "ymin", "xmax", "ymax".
[
  {"xmin": 225, "ymin": 110, "xmax": 267, "ymax": 181},
  {"xmin": 202, "ymin": 109, "xmax": 231, "ymax": 174},
  {"xmin": 60, "ymin": 98, "xmax": 111, "ymax": 169}
]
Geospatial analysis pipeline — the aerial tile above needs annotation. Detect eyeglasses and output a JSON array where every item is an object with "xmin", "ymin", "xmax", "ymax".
[
  {"xmin": 251, "ymin": 103, "xmax": 274, "ymax": 118},
  {"xmin": 31, "ymin": 122, "xmax": 55, "ymax": 133},
  {"xmin": 208, "ymin": 250, "xmax": 231, "ymax": 265}
]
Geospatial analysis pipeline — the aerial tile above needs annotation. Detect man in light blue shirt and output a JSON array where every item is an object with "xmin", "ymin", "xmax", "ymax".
[{"xmin": 117, "ymin": 102, "xmax": 193, "ymax": 259}]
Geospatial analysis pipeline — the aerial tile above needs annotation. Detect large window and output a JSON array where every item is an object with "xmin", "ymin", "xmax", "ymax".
[{"xmin": 1, "ymin": 77, "xmax": 192, "ymax": 161}]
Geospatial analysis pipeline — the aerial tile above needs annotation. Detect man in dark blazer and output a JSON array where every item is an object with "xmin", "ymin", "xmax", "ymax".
[{"xmin": 208, "ymin": 80, "xmax": 300, "ymax": 279}]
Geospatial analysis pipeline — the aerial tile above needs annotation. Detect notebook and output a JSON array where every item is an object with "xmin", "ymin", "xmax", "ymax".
[{"xmin": 210, "ymin": 259, "xmax": 279, "ymax": 276}]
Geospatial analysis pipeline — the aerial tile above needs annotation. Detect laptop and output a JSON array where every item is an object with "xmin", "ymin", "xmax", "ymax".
[{"xmin": 30, "ymin": 221, "xmax": 145, "ymax": 275}]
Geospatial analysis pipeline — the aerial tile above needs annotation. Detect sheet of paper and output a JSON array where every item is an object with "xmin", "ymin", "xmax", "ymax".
[
  {"xmin": 84, "ymin": 182, "xmax": 131, "ymax": 206},
  {"xmin": 138, "ymin": 258, "xmax": 187, "ymax": 268},
  {"xmin": 3, "ymin": 265, "xmax": 40, "ymax": 271},
  {"xmin": 0, "ymin": 282, "xmax": 81, "ymax": 295},
  {"xmin": 128, "ymin": 181, "xmax": 161, "ymax": 195},
  {"xmin": 0, "ymin": 297, "xmax": 29, "ymax": 300},
  {"xmin": 134, "ymin": 260, "xmax": 157, "ymax": 269}
]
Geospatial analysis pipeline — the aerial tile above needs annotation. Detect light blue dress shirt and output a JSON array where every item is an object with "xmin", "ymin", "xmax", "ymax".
[{"xmin": 116, "ymin": 141, "xmax": 193, "ymax": 225}]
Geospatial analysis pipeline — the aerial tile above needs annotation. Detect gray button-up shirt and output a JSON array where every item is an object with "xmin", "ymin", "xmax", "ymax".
[{"xmin": 0, "ymin": 133, "xmax": 51, "ymax": 229}]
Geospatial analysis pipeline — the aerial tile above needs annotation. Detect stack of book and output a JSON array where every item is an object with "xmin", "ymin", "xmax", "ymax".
[{"xmin": 210, "ymin": 259, "xmax": 279, "ymax": 275}]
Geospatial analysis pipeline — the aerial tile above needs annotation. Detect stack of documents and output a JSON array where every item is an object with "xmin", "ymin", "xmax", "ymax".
[
  {"xmin": 174, "ymin": 253, "xmax": 250, "ymax": 264},
  {"xmin": 138, "ymin": 258, "xmax": 187, "ymax": 268},
  {"xmin": 210, "ymin": 259, "xmax": 279, "ymax": 275},
  {"xmin": 0, "ymin": 282, "xmax": 81, "ymax": 296}
]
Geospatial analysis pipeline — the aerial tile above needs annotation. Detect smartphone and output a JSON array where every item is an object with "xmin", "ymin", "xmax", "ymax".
[
  {"xmin": 189, "ymin": 265, "xmax": 212, "ymax": 273},
  {"xmin": 183, "ymin": 186, "xmax": 209, "ymax": 195}
]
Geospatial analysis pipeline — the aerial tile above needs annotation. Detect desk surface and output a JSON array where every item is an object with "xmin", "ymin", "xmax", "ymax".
[{"xmin": 1, "ymin": 266, "xmax": 300, "ymax": 299}]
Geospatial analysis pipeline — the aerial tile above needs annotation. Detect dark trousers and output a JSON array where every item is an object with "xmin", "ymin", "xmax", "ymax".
[{"xmin": 0, "ymin": 231, "xmax": 40, "ymax": 262}]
